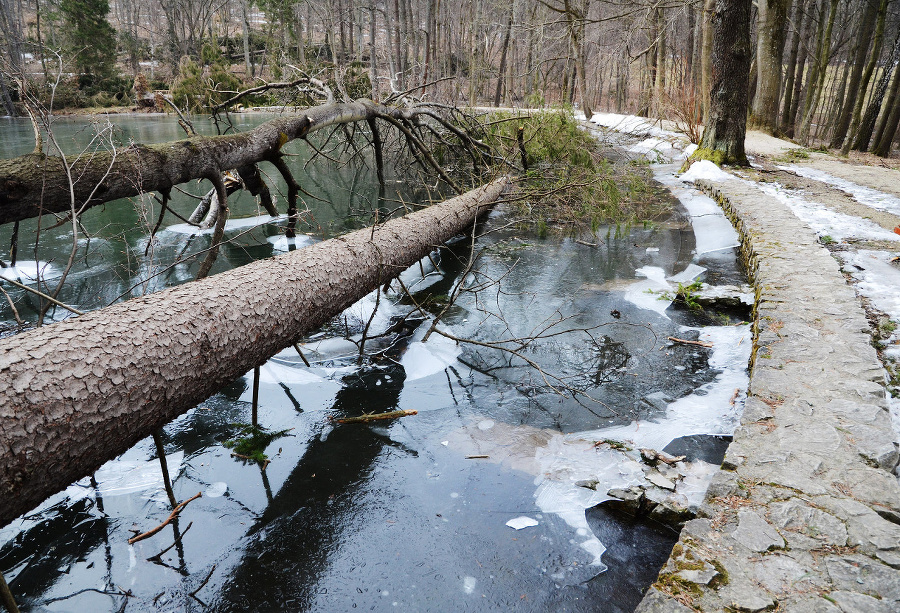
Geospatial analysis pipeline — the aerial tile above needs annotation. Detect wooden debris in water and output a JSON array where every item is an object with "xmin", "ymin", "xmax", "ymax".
[
  {"xmin": 129, "ymin": 492, "xmax": 202, "ymax": 544},
  {"xmin": 333, "ymin": 409, "xmax": 418, "ymax": 424},
  {"xmin": 667, "ymin": 336, "xmax": 713, "ymax": 348}
]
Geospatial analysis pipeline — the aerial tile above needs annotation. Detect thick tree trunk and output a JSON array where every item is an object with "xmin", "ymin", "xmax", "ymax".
[
  {"xmin": 0, "ymin": 177, "xmax": 510, "ymax": 529},
  {"xmin": 0, "ymin": 101, "xmax": 437, "ymax": 227},
  {"xmin": 696, "ymin": 0, "xmax": 752, "ymax": 165},
  {"xmin": 750, "ymin": 0, "xmax": 791, "ymax": 133},
  {"xmin": 700, "ymin": 0, "xmax": 716, "ymax": 124}
]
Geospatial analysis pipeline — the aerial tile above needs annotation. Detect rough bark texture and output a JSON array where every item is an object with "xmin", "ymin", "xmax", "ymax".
[
  {"xmin": 0, "ymin": 177, "xmax": 509, "ymax": 529},
  {"xmin": 697, "ymin": 0, "xmax": 752, "ymax": 165},
  {"xmin": 0, "ymin": 100, "xmax": 422, "ymax": 226}
]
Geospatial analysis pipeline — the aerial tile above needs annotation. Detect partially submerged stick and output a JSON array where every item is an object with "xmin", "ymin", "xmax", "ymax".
[
  {"xmin": 129, "ymin": 492, "xmax": 202, "ymax": 545},
  {"xmin": 667, "ymin": 336, "xmax": 713, "ymax": 348},
  {"xmin": 333, "ymin": 410, "xmax": 418, "ymax": 424}
]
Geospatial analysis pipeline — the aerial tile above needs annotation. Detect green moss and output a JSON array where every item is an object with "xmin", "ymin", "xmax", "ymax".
[
  {"xmin": 709, "ymin": 560, "xmax": 729, "ymax": 588},
  {"xmin": 223, "ymin": 423, "xmax": 291, "ymax": 463}
]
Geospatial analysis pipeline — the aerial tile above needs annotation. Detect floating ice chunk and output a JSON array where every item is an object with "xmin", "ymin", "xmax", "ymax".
[
  {"xmin": 205, "ymin": 482, "xmax": 228, "ymax": 498},
  {"xmin": 166, "ymin": 214, "xmax": 283, "ymax": 235},
  {"xmin": 258, "ymin": 361, "xmax": 326, "ymax": 385},
  {"xmin": 94, "ymin": 451, "xmax": 184, "ymax": 497},
  {"xmin": 654, "ymin": 169, "xmax": 740, "ymax": 255},
  {"xmin": 668, "ymin": 263, "xmax": 707, "ymax": 284},
  {"xmin": 0, "ymin": 261, "xmax": 59, "ymax": 282},
  {"xmin": 268, "ymin": 234, "xmax": 314, "ymax": 251},
  {"xmin": 462, "ymin": 576, "xmax": 477, "ymax": 594},
  {"xmin": 401, "ymin": 333, "xmax": 461, "ymax": 381},
  {"xmin": 506, "ymin": 516, "xmax": 539, "ymax": 530},
  {"xmin": 680, "ymin": 160, "xmax": 733, "ymax": 183},
  {"xmin": 477, "ymin": 419, "xmax": 495, "ymax": 431},
  {"xmin": 624, "ymin": 266, "xmax": 672, "ymax": 316}
]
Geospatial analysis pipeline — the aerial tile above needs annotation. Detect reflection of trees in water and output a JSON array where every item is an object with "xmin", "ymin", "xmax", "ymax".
[{"xmin": 212, "ymin": 364, "xmax": 407, "ymax": 612}]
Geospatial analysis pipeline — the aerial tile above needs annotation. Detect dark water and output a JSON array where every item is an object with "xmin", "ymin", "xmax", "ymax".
[{"xmin": 0, "ymin": 114, "xmax": 749, "ymax": 612}]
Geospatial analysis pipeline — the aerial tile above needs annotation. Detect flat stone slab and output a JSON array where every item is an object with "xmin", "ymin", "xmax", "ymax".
[{"xmin": 636, "ymin": 173, "xmax": 900, "ymax": 612}]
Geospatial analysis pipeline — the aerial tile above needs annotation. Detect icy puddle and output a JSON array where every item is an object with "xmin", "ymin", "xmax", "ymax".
[{"xmin": 0, "ymin": 134, "xmax": 754, "ymax": 612}]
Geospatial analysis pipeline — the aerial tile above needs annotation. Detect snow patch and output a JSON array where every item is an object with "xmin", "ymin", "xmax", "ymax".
[
  {"xmin": 779, "ymin": 164, "xmax": 900, "ymax": 217},
  {"xmin": 680, "ymin": 160, "xmax": 734, "ymax": 184}
]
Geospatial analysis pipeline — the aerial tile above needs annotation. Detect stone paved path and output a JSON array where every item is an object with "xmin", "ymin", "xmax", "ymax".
[{"xmin": 636, "ymin": 174, "xmax": 900, "ymax": 612}]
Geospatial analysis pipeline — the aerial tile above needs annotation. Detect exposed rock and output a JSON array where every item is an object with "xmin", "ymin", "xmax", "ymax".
[
  {"xmin": 730, "ymin": 510, "xmax": 785, "ymax": 552},
  {"xmin": 646, "ymin": 471, "xmax": 677, "ymax": 491}
]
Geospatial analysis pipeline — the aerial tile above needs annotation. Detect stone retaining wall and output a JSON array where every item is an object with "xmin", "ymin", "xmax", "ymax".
[{"xmin": 636, "ymin": 177, "xmax": 900, "ymax": 612}]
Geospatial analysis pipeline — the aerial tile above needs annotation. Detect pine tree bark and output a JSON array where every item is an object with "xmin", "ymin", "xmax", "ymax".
[
  {"xmin": 696, "ymin": 0, "xmax": 752, "ymax": 165},
  {"xmin": 0, "ymin": 177, "xmax": 510, "ymax": 529}
]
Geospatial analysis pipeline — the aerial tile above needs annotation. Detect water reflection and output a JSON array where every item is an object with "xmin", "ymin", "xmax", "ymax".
[{"xmin": 214, "ymin": 365, "xmax": 407, "ymax": 612}]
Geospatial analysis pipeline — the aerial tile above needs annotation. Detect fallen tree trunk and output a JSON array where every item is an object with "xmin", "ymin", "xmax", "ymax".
[
  {"xmin": 0, "ymin": 99, "xmax": 442, "ymax": 226},
  {"xmin": 0, "ymin": 176, "xmax": 509, "ymax": 528}
]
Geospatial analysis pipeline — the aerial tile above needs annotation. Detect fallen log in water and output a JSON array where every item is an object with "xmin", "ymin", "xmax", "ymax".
[{"xmin": 0, "ymin": 177, "xmax": 509, "ymax": 528}]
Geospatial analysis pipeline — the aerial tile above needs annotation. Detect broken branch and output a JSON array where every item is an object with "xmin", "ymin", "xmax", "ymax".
[
  {"xmin": 128, "ymin": 492, "xmax": 202, "ymax": 544},
  {"xmin": 333, "ymin": 410, "xmax": 418, "ymax": 424},
  {"xmin": 667, "ymin": 336, "xmax": 713, "ymax": 348}
]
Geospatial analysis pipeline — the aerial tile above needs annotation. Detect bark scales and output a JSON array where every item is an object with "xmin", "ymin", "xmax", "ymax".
[{"xmin": 0, "ymin": 177, "xmax": 509, "ymax": 529}]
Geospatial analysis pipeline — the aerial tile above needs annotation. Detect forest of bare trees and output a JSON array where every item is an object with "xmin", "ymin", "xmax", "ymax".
[{"xmin": 2, "ymin": 0, "xmax": 900, "ymax": 153}]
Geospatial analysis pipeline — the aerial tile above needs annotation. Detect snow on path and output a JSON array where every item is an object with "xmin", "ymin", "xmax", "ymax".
[{"xmin": 778, "ymin": 164, "xmax": 900, "ymax": 217}]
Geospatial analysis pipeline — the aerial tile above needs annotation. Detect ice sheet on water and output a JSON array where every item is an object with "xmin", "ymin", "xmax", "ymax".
[
  {"xmin": 401, "ymin": 327, "xmax": 461, "ymax": 381},
  {"xmin": 268, "ymin": 234, "xmax": 314, "ymax": 251},
  {"xmin": 258, "ymin": 360, "xmax": 328, "ymax": 385},
  {"xmin": 624, "ymin": 266, "xmax": 672, "ymax": 316},
  {"xmin": 0, "ymin": 261, "xmax": 59, "ymax": 282},
  {"xmin": 165, "ymin": 214, "xmax": 284, "ymax": 235},
  {"xmin": 779, "ymin": 164, "xmax": 900, "ymax": 217},
  {"xmin": 751, "ymin": 180, "xmax": 900, "ymax": 243},
  {"xmin": 655, "ymin": 167, "xmax": 740, "ymax": 255},
  {"xmin": 505, "ymin": 516, "xmax": 539, "ymax": 530},
  {"xmin": 584, "ymin": 324, "xmax": 750, "ymax": 450},
  {"xmin": 668, "ymin": 263, "xmax": 707, "ymax": 284},
  {"xmin": 680, "ymin": 160, "xmax": 734, "ymax": 184},
  {"xmin": 93, "ymin": 451, "xmax": 184, "ymax": 497},
  {"xmin": 837, "ymin": 250, "xmax": 900, "ymax": 350}
]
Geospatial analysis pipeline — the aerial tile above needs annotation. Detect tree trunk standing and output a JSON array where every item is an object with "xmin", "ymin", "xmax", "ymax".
[
  {"xmin": 780, "ymin": 0, "xmax": 806, "ymax": 133},
  {"xmin": 570, "ymin": 0, "xmax": 593, "ymax": 119},
  {"xmin": 700, "ymin": 0, "xmax": 716, "ymax": 124},
  {"xmin": 852, "ymin": 29, "xmax": 900, "ymax": 151},
  {"xmin": 686, "ymin": 5, "xmax": 697, "ymax": 86},
  {"xmin": 241, "ymin": 0, "xmax": 253, "ymax": 78},
  {"xmin": 695, "ymin": 0, "xmax": 752, "ymax": 165},
  {"xmin": 750, "ymin": 0, "xmax": 791, "ymax": 133},
  {"xmin": 654, "ymin": 6, "xmax": 666, "ymax": 113},
  {"xmin": 871, "ymin": 60, "xmax": 900, "ymax": 152},
  {"xmin": 798, "ymin": 0, "xmax": 839, "ymax": 145},
  {"xmin": 845, "ymin": 0, "xmax": 892, "ymax": 153},
  {"xmin": 368, "ymin": 1, "xmax": 379, "ymax": 98},
  {"xmin": 830, "ymin": 0, "xmax": 880, "ymax": 148},
  {"xmin": 0, "ymin": 178, "xmax": 510, "ymax": 531},
  {"xmin": 494, "ymin": 11, "xmax": 513, "ymax": 107},
  {"xmin": 872, "ymin": 75, "xmax": 900, "ymax": 155}
]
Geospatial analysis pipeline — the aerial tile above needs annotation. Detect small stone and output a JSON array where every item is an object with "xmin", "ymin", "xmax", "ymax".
[
  {"xmin": 731, "ymin": 510, "xmax": 785, "ymax": 552},
  {"xmin": 575, "ymin": 479, "xmax": 599, "ymax": 490},
  {"xmin": 675, "ymin": 564, "xmax": 720, "ymax": 586},
  {"xmin": 646, "ymin": 471, "xmax": 677, "ymax": 491},
  {"xmin": 726, "ymin": 584, "xmax": 776, "ymax": 612}
]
